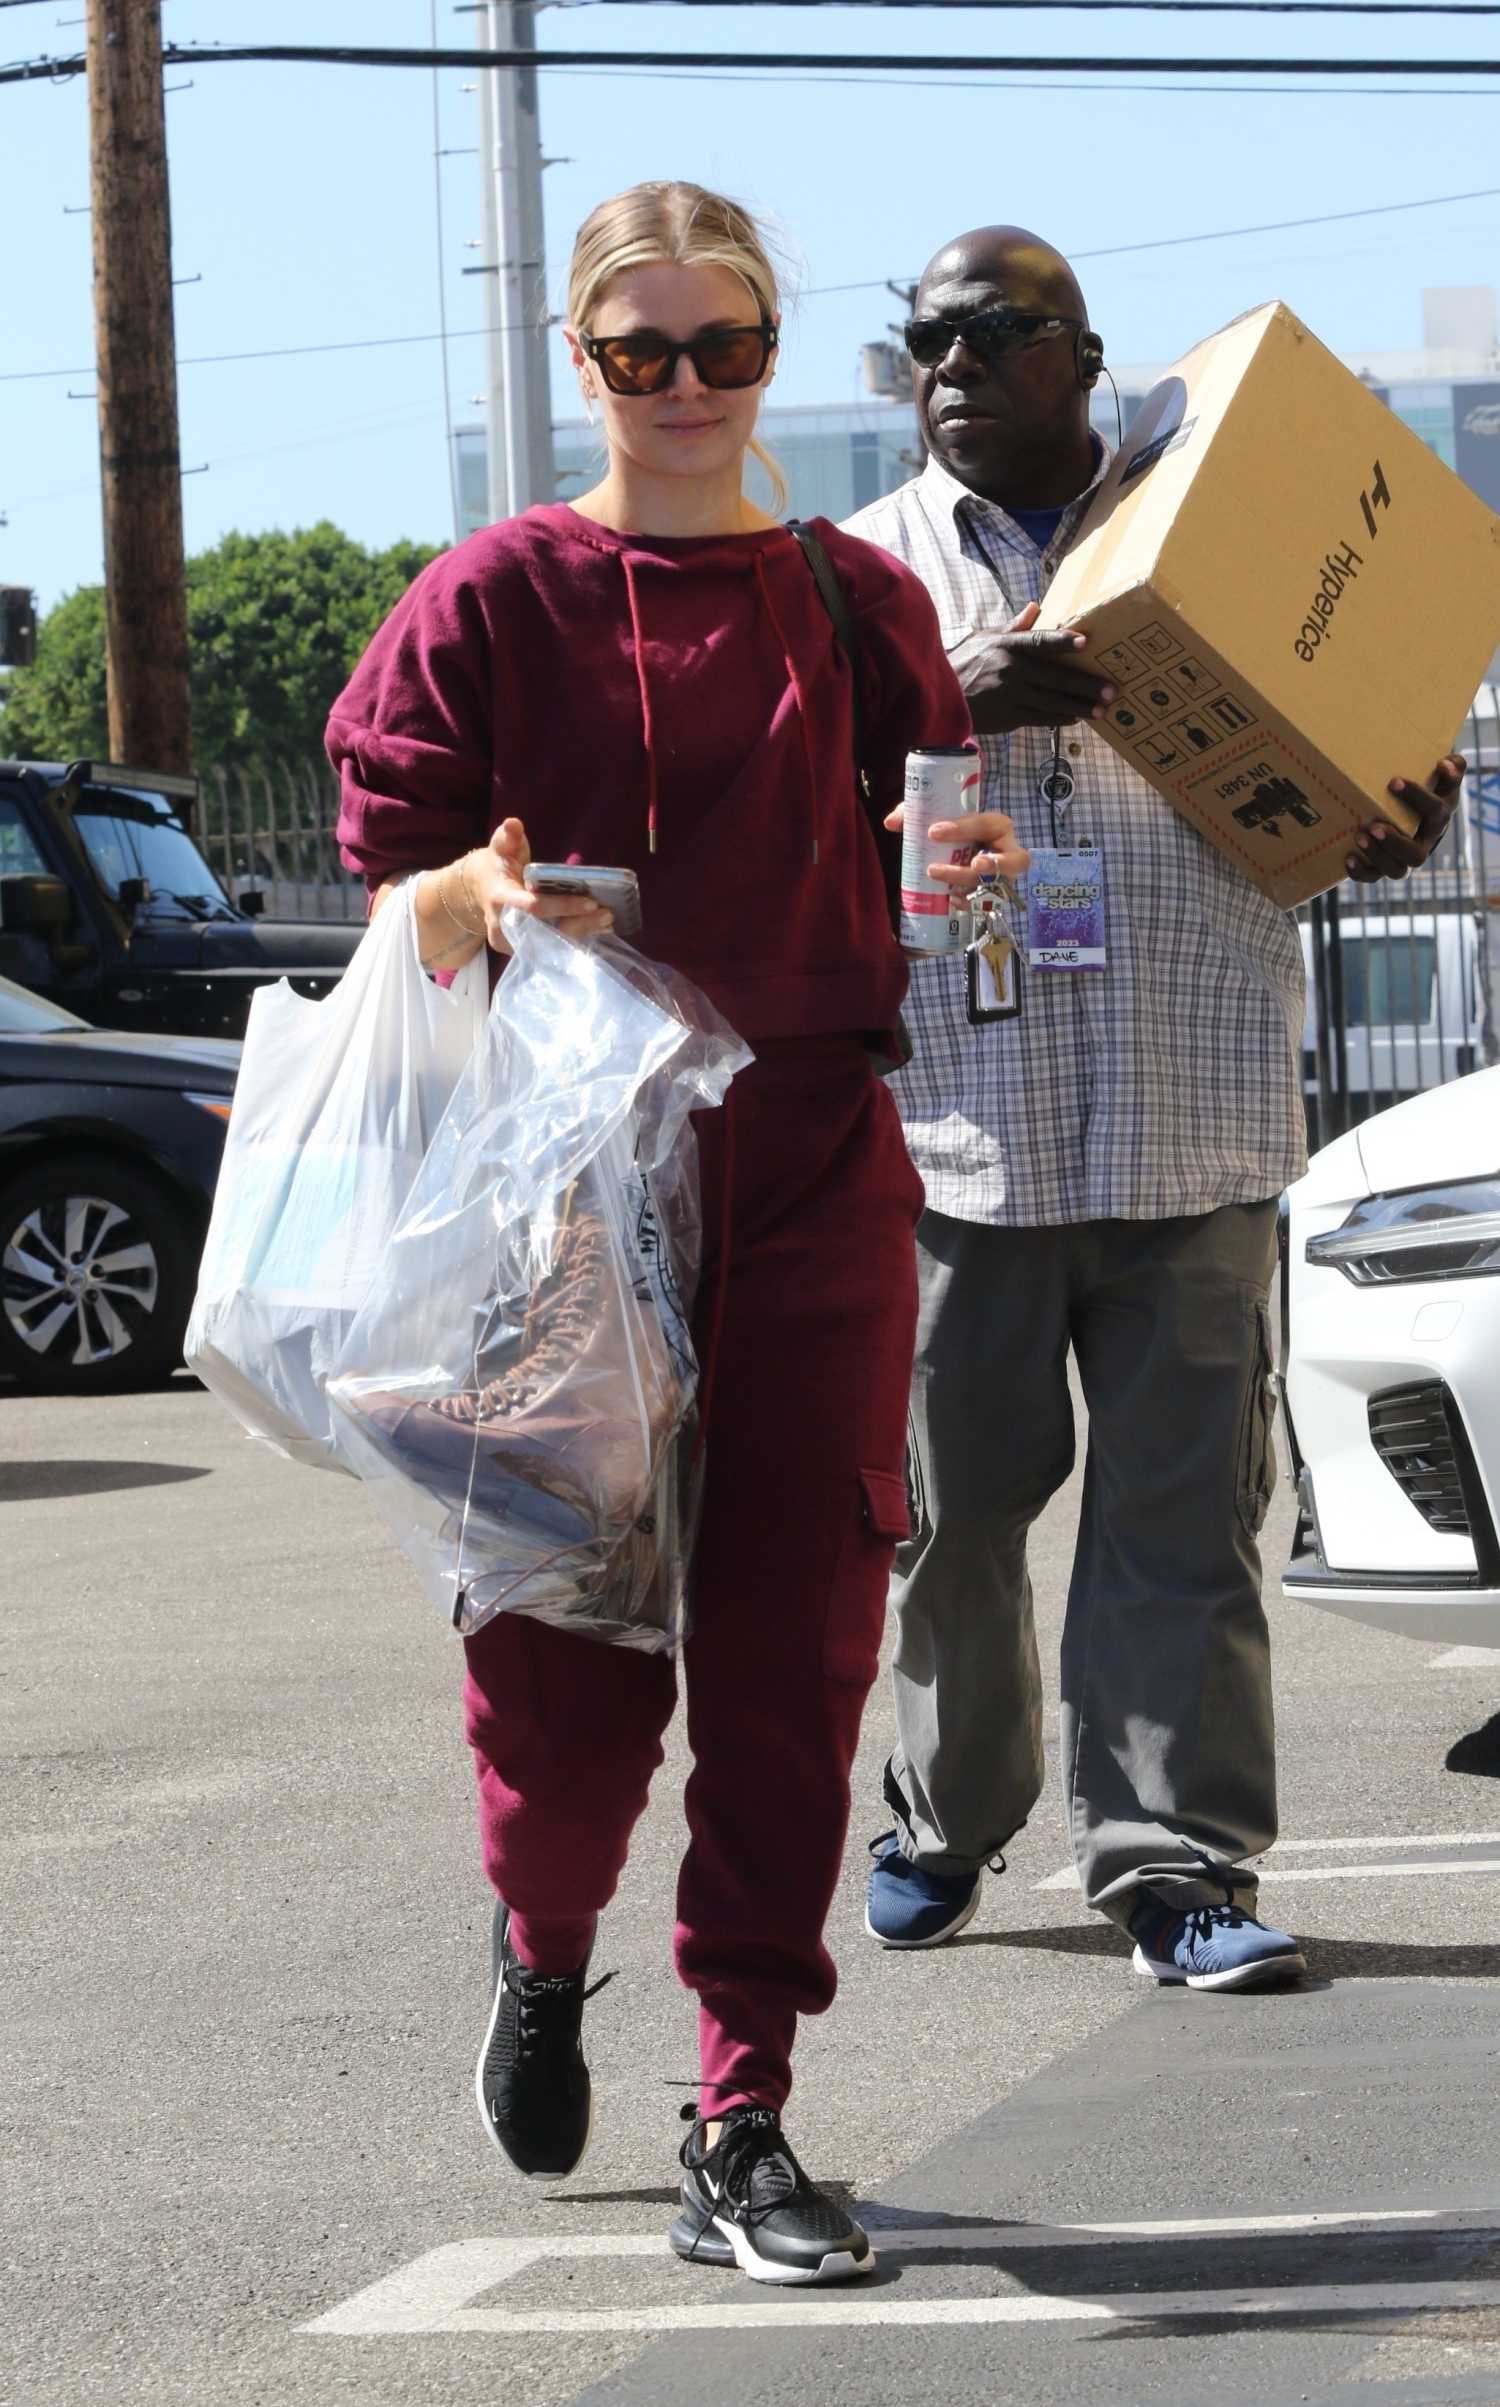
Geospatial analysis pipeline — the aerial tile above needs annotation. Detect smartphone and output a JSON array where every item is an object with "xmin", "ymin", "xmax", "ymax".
[{"xmin": 523, "ymin": 862, "xmax": 642, "ymax": 939}]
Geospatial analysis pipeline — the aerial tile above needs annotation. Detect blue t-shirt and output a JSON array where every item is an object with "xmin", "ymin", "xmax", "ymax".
[
  {"xmin": 1006, "ymin": 440, "xmax": 1103, "ymax": 553},
  {"xmin": 1007, "ymin": 502, "xmax": 1068, "ymax": 554}
]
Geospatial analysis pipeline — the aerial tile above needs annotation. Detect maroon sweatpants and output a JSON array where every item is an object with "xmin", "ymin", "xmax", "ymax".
[{"xmin": 461, "ymin": 1034, "xmax": 922, "ymax": 2115}]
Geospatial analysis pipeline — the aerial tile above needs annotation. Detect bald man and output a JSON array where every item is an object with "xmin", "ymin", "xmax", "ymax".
[{"xmin": 844, "ymin": 227, "xmax": 1464, "ymax": 1988}]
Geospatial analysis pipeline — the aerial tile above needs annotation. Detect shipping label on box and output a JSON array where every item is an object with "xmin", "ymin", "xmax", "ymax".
[{"xmin": 1037, "ymin": 302, "xmax": 1500, "ymax": 907}]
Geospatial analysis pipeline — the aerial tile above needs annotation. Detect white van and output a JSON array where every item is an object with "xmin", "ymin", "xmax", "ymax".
[{"xmin": 1299, "ymin": 912, "xmax": 1483, "ymax": 1127}]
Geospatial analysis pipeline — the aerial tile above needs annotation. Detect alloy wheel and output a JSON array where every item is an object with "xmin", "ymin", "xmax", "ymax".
[{"xmin": 2, "ymin": 1190, "xmax": 160, "ymax": 1370}]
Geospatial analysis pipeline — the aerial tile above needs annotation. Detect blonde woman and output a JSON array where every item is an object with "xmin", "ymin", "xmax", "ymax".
[{"xmin": 329, "ymin": 180, "xmax": 1025, "ymax": 2286}]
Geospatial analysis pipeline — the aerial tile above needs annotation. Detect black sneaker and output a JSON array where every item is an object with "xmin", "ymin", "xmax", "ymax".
[
  {"xmin": 474, "ymin": 1903, "xmax": 611, "ymax": 2181},
  {"xmin": 670, "ymin": 2106, "xmax": 875, "ymax": 2285}
]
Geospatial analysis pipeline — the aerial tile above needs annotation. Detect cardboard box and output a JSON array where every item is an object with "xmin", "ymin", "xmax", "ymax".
[{"xmin": 1036, "ymin": 301, "xmax": 1500, "ymax": 906}]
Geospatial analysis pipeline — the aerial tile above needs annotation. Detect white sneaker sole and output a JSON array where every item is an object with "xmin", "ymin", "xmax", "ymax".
[
  {"xmin": 696, "ymin": 2210, "xmax": 876, "ymax": 2286},
  {"xmin": 1132, "ymin": 1940, "xmax": 1307, "ymax": 1992},
  {"xmin": 864, "ymin": 1882, "xmax": 981, "ymax": 1950}
]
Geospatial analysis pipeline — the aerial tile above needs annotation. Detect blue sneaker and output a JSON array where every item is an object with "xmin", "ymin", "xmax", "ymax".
[
  {"xmin": 1130, "ymin": 1894, "xmax": 1305, "ymax": 1992},
  {"xmin": 865, "ymin": 1829, "xmax": 986, "ymax": 1949}
]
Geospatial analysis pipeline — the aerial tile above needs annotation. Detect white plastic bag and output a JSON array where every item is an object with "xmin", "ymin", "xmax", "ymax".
[
  {"xmin": 185, "ymin": 880, "xmax": 487, "ymax": 1469},
  {"xmin": 325, "ymin": 910, "xmax": 750, "ymax": 1649}
]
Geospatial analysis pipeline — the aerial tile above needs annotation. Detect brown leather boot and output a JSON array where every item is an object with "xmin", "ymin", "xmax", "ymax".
[{"xmin": 339, "ymin": 1173, "xmax": 684, "ymax": 1563}]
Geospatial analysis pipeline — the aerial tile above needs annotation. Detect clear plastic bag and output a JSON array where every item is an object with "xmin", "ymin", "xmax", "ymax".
[
  {"xmin": 185, "ymin": 881, "xmax": 487, "ymax": 1470},
  {"xmin": 325, "ymin": 909, "xmax": 750, "ymax": 1650}
]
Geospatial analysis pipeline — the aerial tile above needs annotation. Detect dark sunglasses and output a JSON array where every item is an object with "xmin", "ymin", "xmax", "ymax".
[
  {"xmin": 903, "ymin": 308, "xmax": 1082, "ymax": 369},
  {"xmin": 579, "ymin": 320, "xmax": 777, "ymax": 398}
]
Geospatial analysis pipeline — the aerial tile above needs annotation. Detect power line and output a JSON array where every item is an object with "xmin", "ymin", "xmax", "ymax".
[
  {"xmin": 1079, "ymin": 180, "xmax": 1500, "ymax": 257},
  {"xmin": 571, "ymin": 0, "xmax": 1500, "ymax": 9},
  {"xmin": 11, "ymin": 43, "xmax": 1497, "ymax": 93},
  {"xmin": 566, "ymin": 60, "xmax": 1500, "ymax": 85},
  {"xmin": 126, "ymin": 37, "xmax": 1500, "ymax": 72},
  {"xmin": 6, "ymin": 176, "xmax": 1499, "ymax": 385},
  {"xmin": 2, "ymin": 0, "xmax": 1495, "ymax": 6},
  {"xmin": 9, "ymin": 43, "xmax": 1500, "ymax": 81},
  {"xmin": 7, "ymin": 37, "xmax": 1495, "ymax": 95},
  {"xmin": 0, "ymin": 322, "xmax": 502, "ymax": 384},
  {"xmin": 18, "ymin": 0, "xmax": 1500, "ymax": 10}
]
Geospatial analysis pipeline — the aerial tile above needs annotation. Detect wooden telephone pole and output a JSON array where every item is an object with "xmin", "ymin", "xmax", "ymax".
[{"xmin": 86, "ymin": 0, "xmax": 193, "ymax": 775}]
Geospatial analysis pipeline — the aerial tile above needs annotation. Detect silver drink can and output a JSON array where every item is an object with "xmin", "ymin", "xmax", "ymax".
[{"xmin": 900, "ymin": 746, "xmax": 982, "ymax": 951}]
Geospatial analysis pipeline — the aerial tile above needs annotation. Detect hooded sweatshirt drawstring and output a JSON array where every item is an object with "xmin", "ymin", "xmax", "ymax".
[
  {"xmin": 618, "ymin": 542, "xmax": 824, "ymax": 869},
  {"xmin": 620, "ymin": 553, "xmax": 662, "ymax": 855},
  {"xmin": 754, "ymin": 551, "xmax": 824, "ymax": 868}
]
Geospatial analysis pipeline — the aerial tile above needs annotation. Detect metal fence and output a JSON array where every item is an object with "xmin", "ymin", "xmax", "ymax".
[
  {"xmin": 205, "ymin": 711, "xmax": 1500, "ymax": 1145},
  {"xmin": 199, "ymin": 758, "xmax": 365, "ymax": 923}
]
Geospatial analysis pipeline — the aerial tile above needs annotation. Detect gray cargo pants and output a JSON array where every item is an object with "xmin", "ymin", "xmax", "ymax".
[{"xmin": 887, "ymin": 1199, "xmax": 1280, "ymax": 1929}]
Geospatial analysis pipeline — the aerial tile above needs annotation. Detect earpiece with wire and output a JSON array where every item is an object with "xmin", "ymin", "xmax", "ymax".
[
  {"xmin": 1075, "ymin": 328, "xmax": 1123, "ymax": 447},
  {"xmin": 1099, "ymin": 363, "xmax": 1125, "ymax": 451},
  {"xmin": 1078, "ymin": 332, "xmax": 1126, "ymax": 452}
]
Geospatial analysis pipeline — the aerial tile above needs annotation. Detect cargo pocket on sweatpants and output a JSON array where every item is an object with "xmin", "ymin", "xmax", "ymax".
[
  {"xmin": 823, "ymin": 1469, "xmax": 910, "ymax": 1686},
  {"xmin": 1235, "ymin": 1300, "xmax": 1278, "ymax": 1538}
]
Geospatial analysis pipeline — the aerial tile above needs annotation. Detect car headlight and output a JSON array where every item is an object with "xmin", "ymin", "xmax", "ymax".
[
  {"xmin": 186, "ymin": 1091, "xmax": 234, "ymax": 1125},
  {"xmin": 1305, "ymin": 1178, "xmax": 1500, "ymax": 1285}
]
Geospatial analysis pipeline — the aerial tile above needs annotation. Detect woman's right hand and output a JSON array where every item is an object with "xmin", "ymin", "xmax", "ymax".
[{"xmin": 431, "ymin": 819, "xmax": 614, "ymax": 957}]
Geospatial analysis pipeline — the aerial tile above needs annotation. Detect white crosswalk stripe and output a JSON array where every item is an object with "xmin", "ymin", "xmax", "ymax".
[{"xmin": 300, "ymin": 2208, "xmax": 1498, "ymax": 2338}]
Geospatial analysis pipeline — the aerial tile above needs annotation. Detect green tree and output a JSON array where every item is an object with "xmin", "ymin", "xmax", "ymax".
[{"xmin": 0, "ymin": 523, "xmax": 443, "ymax": 768}]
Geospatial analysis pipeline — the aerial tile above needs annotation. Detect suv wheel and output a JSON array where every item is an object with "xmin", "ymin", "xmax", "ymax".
[{"xmin": 0, "ymin": 1153, "xmax": 196, "ymax": 1394}]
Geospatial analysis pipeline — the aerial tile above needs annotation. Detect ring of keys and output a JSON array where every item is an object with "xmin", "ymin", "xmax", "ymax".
[{"xmin": 962, "ymin": 876, "xmax": 1021, "ymax": 1025}]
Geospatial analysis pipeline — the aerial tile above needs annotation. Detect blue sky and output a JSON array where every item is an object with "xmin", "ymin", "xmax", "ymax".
[{"xmin": 5, "ymin": 0, "xmax": 1499, "ymax": 609}]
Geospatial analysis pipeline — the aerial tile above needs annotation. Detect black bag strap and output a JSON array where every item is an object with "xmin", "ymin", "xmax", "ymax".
[{"xmin": 787, "ymin": 519, "xmax": 900, "ymax": 936}]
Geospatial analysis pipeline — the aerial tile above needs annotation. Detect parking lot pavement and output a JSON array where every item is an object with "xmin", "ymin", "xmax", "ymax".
[{"xmin": 8, "ymin": 1380, "xmax": 1500, "ymax": 2407}]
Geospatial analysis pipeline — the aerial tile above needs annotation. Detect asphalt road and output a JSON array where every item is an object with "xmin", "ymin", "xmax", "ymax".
[{"xmin": 8, "ymin": 1376, "xmax": 1500, "ymax": 2407}]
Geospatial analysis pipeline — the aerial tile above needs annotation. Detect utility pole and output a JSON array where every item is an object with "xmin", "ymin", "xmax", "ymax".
[
  {"xmin": 483, "ymin": 0, "xmax": 553, "ymax": 521},
  {"xmin": 86, "ymin": 0, "xmax": 193, "ymax": 774},
  {"xmin": 476, "ymin": 61, "xmax": 508, "ymax": 525}
]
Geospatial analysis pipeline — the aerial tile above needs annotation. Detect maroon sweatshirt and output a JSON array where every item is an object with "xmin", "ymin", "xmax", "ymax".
[{"xmin": 328, "ymin": 502, "xmax": 969, "ymax": 1043}]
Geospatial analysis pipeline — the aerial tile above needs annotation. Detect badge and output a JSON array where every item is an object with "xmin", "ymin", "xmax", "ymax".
[{"xmin": 1025, "ymin": 846, "xmax": 1105, "ymax": 972}]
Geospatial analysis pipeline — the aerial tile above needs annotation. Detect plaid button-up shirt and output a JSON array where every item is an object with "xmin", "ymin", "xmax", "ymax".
[{"xmin": 844, "ymin": 454, "xmax": 1307, "ymax": 1226}]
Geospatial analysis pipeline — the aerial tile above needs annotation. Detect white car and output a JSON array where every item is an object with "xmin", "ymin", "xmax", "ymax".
[
  {"xmin": 1298, "ymin": 913, "xmax": 1482, "ymax": 1130},
  {"xmin": 1280, "ymin": 1065, "xmax": 1500, "ymax": 1642}
]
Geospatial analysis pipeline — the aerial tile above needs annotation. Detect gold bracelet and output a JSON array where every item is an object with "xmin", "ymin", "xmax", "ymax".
[
  {"xmin": 423, "ymin": 868, "xmax": 475, "ymax": 947},
  {"xmin": 440, "ymin": 859, "xmax": 488, "ymax": 939},
  {"xmin": 457, "ymin": 852, "xmax": 488, "ymax": 935}
]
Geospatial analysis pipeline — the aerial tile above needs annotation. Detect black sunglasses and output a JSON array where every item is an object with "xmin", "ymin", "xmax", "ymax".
[
  {"xmin": 579, "ymin": 320, "xmax": 777, "ymax": 398},
  {"xmin": 903, "ymin": 308, "xmax": 1082, "ymax": 369}
]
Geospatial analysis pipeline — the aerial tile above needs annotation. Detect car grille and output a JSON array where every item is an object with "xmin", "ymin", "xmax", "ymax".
[{"xmin": 1368, "ymin": 1382, "xmax": 1474, "ymax": 1536}]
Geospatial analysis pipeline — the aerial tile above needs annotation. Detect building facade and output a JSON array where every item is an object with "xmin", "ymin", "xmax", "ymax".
[
  {"xmin": 452, "ymin": 397, "xmax": 925, "ymax": 537},
  {"xmin": 452, "ymin": 286, "xmax": 1500, "ymax": 536}
]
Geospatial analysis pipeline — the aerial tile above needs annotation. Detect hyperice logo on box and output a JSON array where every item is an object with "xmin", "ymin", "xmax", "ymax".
[{"xmin": 1293, "ymin": 461, "xmax": 1390, "ymax": 663}]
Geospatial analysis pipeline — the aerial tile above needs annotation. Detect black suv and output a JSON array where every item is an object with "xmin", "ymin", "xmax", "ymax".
[
  {"xmin": 0, "ymin": 759, "xmax": 361, "ymax": 1038},
  {"xmin": 0, "ymin": 972, "xmax": 237, "ymax": 1391}
]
